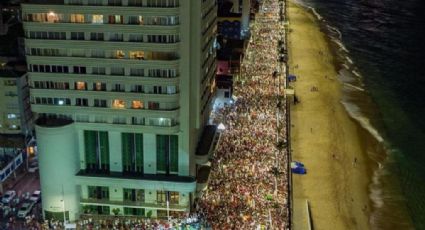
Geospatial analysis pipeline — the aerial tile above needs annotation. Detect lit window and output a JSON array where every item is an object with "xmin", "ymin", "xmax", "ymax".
[
  {"xmin": 129, "ymin": 51, "xmax": 145, "ymax": 60},
  {"xmin": 169, "ymin": 191, "xmax": 179, "ymax": 204},
  {"xmin": 93, "ymin": 82, "xmax": 105, "ymax": 91},
  {"xmin": 109, "ymin": 15, "xmax": 123, "ymax": 24},
  {"xmin": 114, "ymin": 50, "xmax": 125, "ymax": 59},
  {"xmin": 47, "ymin": 12, "xmax": 60, "ymax": 23},
  {"xmin": 75, "ymin": 82, "xmax": 86, "ymax": 90},
  {"xmin": 92, "ymin": 15, "xmax": 103, "ymax": 24},
  {"xmin": 58, "ymin": 100, "xmax": 64, "ymax": 105},
  {"xmin": 7, "ymin": 114, "xmax": 17, "ymax": 119},
  {"xmin": 112, "ymin": 99, "xmax": 125, "ymax": 109},
  {"xmin": 132, "ymin": 100, "xmax": 143, "ymax": 109},
  {"xmin": 70, "ymin": 14, "xmax": 85, "ymax": 23}
]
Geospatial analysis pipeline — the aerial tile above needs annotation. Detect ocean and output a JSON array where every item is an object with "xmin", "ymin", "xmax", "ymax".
[{"xmin": 293, "ymin": 0, "xmax": 425, "ymax": 229}]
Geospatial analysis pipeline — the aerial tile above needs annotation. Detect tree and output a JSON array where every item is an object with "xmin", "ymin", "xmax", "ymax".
[{"xmin": 112, "ymin": 208, "xmax": 120, "ymax": 216}]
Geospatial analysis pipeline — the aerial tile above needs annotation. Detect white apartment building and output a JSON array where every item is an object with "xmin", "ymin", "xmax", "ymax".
[{"xmin": 22, "ymin": 0, "xmax": 217, "ymax": 221}]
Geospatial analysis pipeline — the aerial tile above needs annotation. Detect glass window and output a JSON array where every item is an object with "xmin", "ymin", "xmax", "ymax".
[
  {"xmin": 112, "ymin": 99, "xmax": 125, "ymax": 109},
  {"xmin": 122, "ymin": 133, "xmax": 143, "ymax": 174},
  {"xmin": 46, "ymin": 12, "xmax": 62, "ymax": 23},
  {"xmin": 90, "ymin": 32, "xmax": 104, "ymax": 41},
  {"xmin": 157, "ymin": 191, "xmax": 166, "ymax": 204},
  {"xmin": 131, "ymin": 100, "xmax": 143, "ymax": 109},
  {"xmin": 92, "ymin": 67, "xmax": 106, "ymax": 75},
  {"xmin": 156, "ymin": 135, "xmax": 178, "ymax": 174},
  {"xmin": 167, "ymin": 86, "xmax": 176, "ymax": 94},
  {"xmin": 110, "ymin": 67, "xmax": 124, "ymax": 75},
  {"xmin": 70, "ymin": 14, "xmax": 85, "ymax": 23},
  {"xmin": 109, "ymin": 33, "xmax": 123, "ymax": 41},
  {"xmin": 169, "ymin": 192, "xmax": 179, "ymax": 204},
  {"xmin": 75, "ymin": 81, "xmax": 87, "ymax": 90},
  {"xmin": 113, "ymin": 50, "xmax": 125, "ymax": 59},
  {"xmin": 84, "ymin": 130, "xmax": 110, "ymax": 172},
  {"xmin": 88, "ymin": 0, "xmax": 103, "ymax": 5},
  {"xmin": 93, "ymin": 82, "xmax": 106, "ymax": 91},
  {"xmin": 92, "ymin": 15, "xmax": 103, "ymax": 24},
  {"xmin": 109, "ymin": 15, "xmax": 123, "ymax": 24},
  {"xmin": 129, "ymin": 51, "xmax": 145, "ymax": 60}
]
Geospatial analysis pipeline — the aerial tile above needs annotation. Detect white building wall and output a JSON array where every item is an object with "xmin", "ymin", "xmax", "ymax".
[{"xmin": 36, "ymin": 122, "xmax": 79, "ymax": 221}]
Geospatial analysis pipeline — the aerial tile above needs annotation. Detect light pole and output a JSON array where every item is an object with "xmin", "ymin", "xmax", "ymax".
[
  {"xmin": 166, "ymin": 200, "xmax": 170, "ymax": 223},
  {"xmin": 62, "ymin": 184, "xmax": 66, "ymax": 223}
]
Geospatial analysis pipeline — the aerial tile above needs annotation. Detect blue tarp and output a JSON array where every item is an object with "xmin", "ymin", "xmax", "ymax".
[
  {"xmin": 288, "ymin": 75, "xmax": 297, "ymax": 82},
  {"xmin": 291, "ymin": 167, "xmax": 307, "ymax": 174}
]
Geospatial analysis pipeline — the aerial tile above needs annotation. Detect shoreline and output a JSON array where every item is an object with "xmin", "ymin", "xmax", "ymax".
[{"xmin": 287, "ymin": 2, "xmax": 371, "ymax": 229}]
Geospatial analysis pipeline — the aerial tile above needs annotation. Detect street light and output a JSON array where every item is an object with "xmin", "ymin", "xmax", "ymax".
[
  {"xmin": 62, "ymin": 184, "xmax": 66, "ymax": 223},
  {"xmin": 166, "ymin": 200, "xmax": 170, "ymax": 223},
  {"xmin": 217, "ymin": 123, "xmax": 226, "ymax": 131}
]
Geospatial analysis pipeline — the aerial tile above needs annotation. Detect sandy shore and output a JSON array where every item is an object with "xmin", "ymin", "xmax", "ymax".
[{"xmin": 288, "ymin": 2, "xmax": 371, "ymax": 230}]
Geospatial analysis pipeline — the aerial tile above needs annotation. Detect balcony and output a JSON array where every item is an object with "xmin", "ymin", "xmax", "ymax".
[
  {"xmin": 26, "ymin": 55, "xmax": 180, "ymax": 69},
  {"xmin": 23, "ymin": 21, "xmax": 180, "ymax": 35},
  {"xmin": 80, "ymin": 198, "xmax": 187, "ymax": 211},
  {"xmin": 22, "ymin": 4, "xmax": 180, "ymax": 15},
  {"xmin": 29, "ymin": 72, "xmax": 180, "ymax": 85},
  {"xmin": 76, "ymin": 171, "xmax": 196, "ymax": 193},
  {"xmin": 30, "ymin": 104, "xmax": 179, "ymax": 117},
  {"xmin": 25, "ymin": 39, "xmax": 180, "ymax": 52}
]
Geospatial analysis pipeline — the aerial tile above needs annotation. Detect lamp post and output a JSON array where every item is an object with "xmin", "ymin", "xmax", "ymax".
[
  {"xmin": 166, "ymin": 200, "xmax": 170, "ymax": 223},
  {"xmin": 62, "ymin": 184, "xmax": 66, "ymax": 223}
]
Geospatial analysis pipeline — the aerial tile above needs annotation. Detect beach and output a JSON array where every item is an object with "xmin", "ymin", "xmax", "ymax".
[{"xmin": 288, "ymin": 2, "xmax": 371, "ymax": 229}]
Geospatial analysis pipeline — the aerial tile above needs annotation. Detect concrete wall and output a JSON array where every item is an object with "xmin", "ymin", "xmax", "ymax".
[{"xmin": 36, "ymin": 122, "xmax": 80, "ymax": 221}]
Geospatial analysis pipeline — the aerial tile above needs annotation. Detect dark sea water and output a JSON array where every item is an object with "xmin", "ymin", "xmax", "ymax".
[{"xmin": 293, "ymin": 0, "xmax": 425, "ymax": 229}]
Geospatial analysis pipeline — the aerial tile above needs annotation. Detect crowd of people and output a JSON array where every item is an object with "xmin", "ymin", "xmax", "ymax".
[
  {"xmin": 197, "ymin": 0, "xmax": 290, "ymax": 229},
  {"xmin": 72, "ymin": 213, "xmax": 206, "ymax": 230}
]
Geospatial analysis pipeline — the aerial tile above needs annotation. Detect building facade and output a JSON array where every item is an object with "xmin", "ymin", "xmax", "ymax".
[
  {"xmin": 22, "ymin": 0, "xmax": 217, "ymax": 221},
  {"xmin": 0, "ymin": 61, "xmax": 33, "ymax": 193}
]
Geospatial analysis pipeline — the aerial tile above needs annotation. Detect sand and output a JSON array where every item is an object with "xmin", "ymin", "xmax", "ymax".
[{"xmin": 287, "ymin": 2, "xmax": 372, "ymax": 230}]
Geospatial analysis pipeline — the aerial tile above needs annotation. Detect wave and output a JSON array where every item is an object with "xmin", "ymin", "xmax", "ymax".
[
  {"xmin": 309, "ymin": 7, "xmax": 323, "ymax": 21},
  {"xmin": 343, "ymin": 82, "xmax": 365, "ymax": 92},
  {"xmin": 326, "ymin": 24, "xmax": 343, "ymax": 40},
  {"xmin": 293, "ymin": 0, "xmax": 324, "ymax": 21},
  {"xmin": 329, "ymin": 38, "xmax": 350, "ymax": 54},
  {"xmin": 340, "ymin": 101, "xmax": 384, "ymax": 143},
  {"xmin": 352, "ymin": 70, "xmax": 362, "ymax": 78}
]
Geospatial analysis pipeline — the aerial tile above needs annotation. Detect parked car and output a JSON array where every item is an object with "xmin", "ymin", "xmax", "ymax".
[
  {"xmin": 17, "ymin": 202, "xmax": 34, "ymax": 218},
  {"xmin": 28, "ymin": 162, "xmax": 38, "ymax": 173},
  {"xmin": 29, "ymin": 190, "xmax": 41, "ymax": 203},
  {"xmin": 1, "ymin": 190, "xmax": 16, "ymax": 204}
]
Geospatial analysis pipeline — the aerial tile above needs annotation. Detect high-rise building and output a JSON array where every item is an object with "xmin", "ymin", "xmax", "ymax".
[{"xmin": 22, "ymin": 0, "xmax": 217, "ymax": 221}]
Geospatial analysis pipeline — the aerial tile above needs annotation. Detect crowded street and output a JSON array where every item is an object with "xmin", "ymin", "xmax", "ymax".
[{"xmin": 197, "ymin": 0, "xmax": 290, "ymax": 229}]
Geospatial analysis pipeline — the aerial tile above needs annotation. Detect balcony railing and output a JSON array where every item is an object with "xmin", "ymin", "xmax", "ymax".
[{"xmin": 80, "ymin": 198, "xmax": 187, "ymax": 211}]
